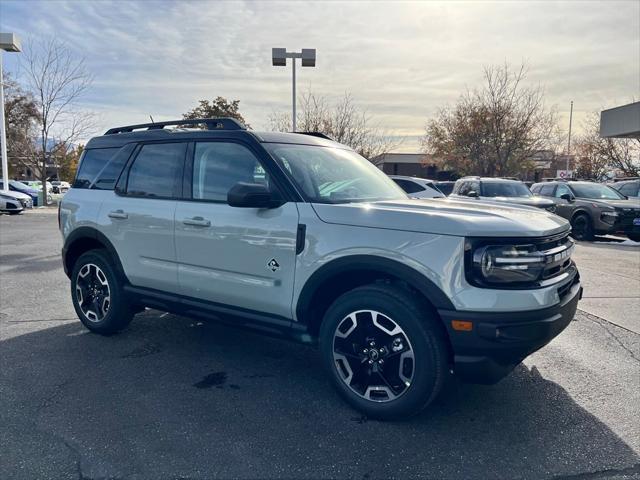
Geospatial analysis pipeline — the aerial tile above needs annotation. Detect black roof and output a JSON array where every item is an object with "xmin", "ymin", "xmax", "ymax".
[{"xmin": 86, "ymin": 118, "xmax": 347, "ymax": 150}]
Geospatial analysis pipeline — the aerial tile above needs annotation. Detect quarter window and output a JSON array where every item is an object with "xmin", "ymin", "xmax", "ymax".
[
  {"xmin": 192, "ymin": 142, "xmax": 268, "ymax": 202},
  {"xmin": 74, "ymin": 148, "xmax": 119, "ymax": 189},
  {"xmin": 393, "ymin": 179, "xmax": 424, "ymax": 194},
  {"xmin": 126, "ymin": 143, "xmax": 186, "ymax": 198}
]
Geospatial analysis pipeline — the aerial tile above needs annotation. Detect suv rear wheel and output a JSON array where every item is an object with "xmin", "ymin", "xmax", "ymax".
[
  {"xmin": 71, "ymin": 249, "xmax": 134, "ymax": 334},
  {"xmin": 319, "ymin": 284, "xmax": 449, "ymax": 420},
  {"xmin": 571, "ymin": 213, "xmax": 594, "ymax": 241}
]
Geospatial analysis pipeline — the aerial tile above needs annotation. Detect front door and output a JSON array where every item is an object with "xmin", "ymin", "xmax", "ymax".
[
  {"xmin": 174, "ymin": 141, "xmax": 299, "ymax": 319},
  {"xmin": 553, "ymin": 183, "xmax": 575, "ymax": 220}
]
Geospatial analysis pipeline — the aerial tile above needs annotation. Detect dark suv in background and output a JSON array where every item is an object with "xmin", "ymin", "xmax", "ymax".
[
  {"xmin": 450, "ymin": 177, "xmax": 556, "ymax": 211},
  {"xmin": 531, "ymin": 180, "xmax": 640, "ymax": 241}
]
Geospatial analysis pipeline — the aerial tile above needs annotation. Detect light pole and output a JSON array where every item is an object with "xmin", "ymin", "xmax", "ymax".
[
  {"xmin": 0, "ymin": 33, "xmax": 21, "ymax": 192},
  {"xmin": 566, "ymin": 100, "xmax": 573, "ymax": 173},
  {"xmin": 272, "ymin": 48, "xmax": 316, "ymax": 132}
]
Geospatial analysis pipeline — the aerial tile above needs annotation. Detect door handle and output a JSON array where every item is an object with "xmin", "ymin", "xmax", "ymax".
[
  {"xmin": 108, "ymin": 210, "xmax": 128, "ymax": 219},
  {"xmin": 183, "ymin": 216, "xmax": 211, "ymax": 227}
]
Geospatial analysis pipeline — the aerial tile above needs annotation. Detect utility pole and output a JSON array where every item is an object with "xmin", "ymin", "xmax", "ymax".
[{"xmin": 566, "ymin": 100, "xmax": 573, "ymax": 173}]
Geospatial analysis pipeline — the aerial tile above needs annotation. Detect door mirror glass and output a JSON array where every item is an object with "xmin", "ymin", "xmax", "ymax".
[{"xmin": 228, "ymin": 182, "xmax": 283, "ymax": 208}]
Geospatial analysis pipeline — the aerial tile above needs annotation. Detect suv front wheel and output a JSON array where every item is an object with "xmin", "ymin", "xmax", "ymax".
[
  {"xmin": 319, "ymin": 284, "xmax": 449, "ymax": 420},
  {"xmin": 71, "ymin": 250, "xmax": 134, "ymax": 334}
]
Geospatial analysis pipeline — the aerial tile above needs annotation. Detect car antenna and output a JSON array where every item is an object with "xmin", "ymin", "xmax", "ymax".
[{"xmin": 149, "ymin": 115, "xmax": 155, "ymax": 123}]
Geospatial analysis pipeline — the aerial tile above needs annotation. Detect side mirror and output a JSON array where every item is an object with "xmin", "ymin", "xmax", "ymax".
[
  {"xmin": 560, "ymin": 193, "xmax": 574, "ymax": 202},
  {"xmin": 467, "ymin": 190, "xmax": 479, "ymax": 198},
  {"xmin": 227, "ymin": 182, "xmax": 283, "ymax": 209}
]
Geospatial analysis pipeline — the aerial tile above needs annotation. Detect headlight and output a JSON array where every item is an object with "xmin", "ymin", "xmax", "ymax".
[
  {"xmin": 465, "ymin": 236, "xmax": 575, "ymax": 288},
  {"xmin": 601, "ymin": 210, "xmax": 619, "ymax": 223},
  {"xmin": 473, "ymin": 244, "xmax": 545, "ymax": 284}
]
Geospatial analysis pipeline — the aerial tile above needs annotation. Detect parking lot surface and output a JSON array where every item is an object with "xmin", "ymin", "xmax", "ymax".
[{"xmin": 1, "ymin": 209, "xmax": 639, "ymax": 480}]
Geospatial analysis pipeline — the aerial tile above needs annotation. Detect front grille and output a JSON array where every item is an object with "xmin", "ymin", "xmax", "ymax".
[
  {"xmin": 618, "ymin": 208, "xmax": 640, "ymax": 227},
  {"xmin": 535, "ymin": 234, "xmax": 575, "ymax": 281}
]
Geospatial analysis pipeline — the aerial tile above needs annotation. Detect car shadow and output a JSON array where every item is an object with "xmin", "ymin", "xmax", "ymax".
[{"xmin": 2, "ymin": 310, "xmax": 638, "ymax": 480}]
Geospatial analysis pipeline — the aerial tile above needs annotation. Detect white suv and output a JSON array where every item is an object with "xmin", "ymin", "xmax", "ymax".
[{"xmin": 59, "ymin": 118, "xmax": 582, "ymax": 419}]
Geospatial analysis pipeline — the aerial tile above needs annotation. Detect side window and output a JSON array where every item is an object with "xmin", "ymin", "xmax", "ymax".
[
  {"xmin": 126, "ymin": 143, "xmax": 186, "ymax": 198},
  {"xmin": 530, "ymin": 184, "xmax": 541, "ymax": 194},
  {"xmin": 469, "ymin": 181, "xmax": 480, "ymax": 194},
  {"xmin": 192, "ymin": 142, "xmax": 268, "ymax": 202},
  {"xmin": 539, "ymin": 184, "xmax": 555, "ymax": 196},
  {"xmin": 92, "ymin": 144, "xmax": 135, "ymax": 190},
  {"xmin": 618, "ymin": 183, "xmax": 639, "ymax": 196},
  {"xmin": 393, "ymin": 179, "xmax": 424, "ymax": 194},
  {"xmin": 555, "ymin": 184, "xmax": 571, "ymax": 198},
  {"xmin": 456, "ymin": 181, "xmax": 469, "ymax": 195},
  {"xmin": 74, "ymin": 148, "xmax": 119, "ymax": 188}
]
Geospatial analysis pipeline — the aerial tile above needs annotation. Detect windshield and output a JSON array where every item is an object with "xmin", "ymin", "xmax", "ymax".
[
  {"xmin": 482, "ymin": 182, "xmax": 532, "ymax": 197},
  {"xmin": 570, "ymin": 183, "xmax": 624, "ymax": 200},
  {"xmin": 265, "ymin": 143, "xmax": 407, "ymax": 203}
]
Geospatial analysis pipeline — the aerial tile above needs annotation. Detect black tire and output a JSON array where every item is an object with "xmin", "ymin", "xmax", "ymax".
[
  {"xmin": 8, "ymin": 210, "xmax": 23, "ymax": 215},
  {"xmin": 319, "ymin": 284, "xmax": 449, "ymax": 420},
  {"xmin": 628, "ymin": 233, "xmax": 640, "ymax": 242},
  {"xmin": 70, "ymin": 249, "xmax": 134, "ymax": 335},
  {"xmin": 570, "ymin": 213, "xmax": 594, "ymax": 241}
]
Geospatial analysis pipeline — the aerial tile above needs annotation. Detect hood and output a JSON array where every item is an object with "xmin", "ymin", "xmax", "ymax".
[
  {"xmin": 311, "ymin": 198, "xmax": 569, "ymax": 238},
  {"xmin": 1, "ymin": 190, "xmax": 31, "ymax": 200},
  {"xmin": 581, "ymin": 198, "xmax": 640, "ymax": 210},
  {"xmin": 483, "ymin": 196, "xmax": 555, "ymax": 208}
]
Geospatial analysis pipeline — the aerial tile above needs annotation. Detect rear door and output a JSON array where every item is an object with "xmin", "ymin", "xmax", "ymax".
[
  {"xmin": 99, "ymin": 142, "xmax": 186, "ymax": 292},
  {"xmin": 174, "ymin": 140, "xmax": 299, "ymax": 319}
]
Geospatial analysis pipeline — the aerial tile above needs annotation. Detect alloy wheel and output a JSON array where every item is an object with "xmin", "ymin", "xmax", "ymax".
[
  {"xmin": 332, "ymin": 310, "xmax": 415, "ymax": 402},
  {"xmin": 75, "ymin": 263, "xmax": 111, "ymax": 322}
]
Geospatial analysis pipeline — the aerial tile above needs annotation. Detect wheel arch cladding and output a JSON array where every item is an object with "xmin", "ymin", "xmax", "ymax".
[
  {"xmin": 63, "ymin": 227, "xmax": 126, "ymax": 280},
  {"xmin": 296, "ymin": 255, "xmax": 455, "ymax": 337}
]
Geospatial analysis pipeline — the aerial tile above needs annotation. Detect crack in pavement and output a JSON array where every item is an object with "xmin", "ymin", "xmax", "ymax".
[{"xmin": 578, "ymin": 311, "xmax": 640, "ymax": 365}]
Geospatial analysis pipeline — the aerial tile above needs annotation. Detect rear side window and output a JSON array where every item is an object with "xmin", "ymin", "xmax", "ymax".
[
  {"xmin": 74, "ymin": 148, "xmax": 119, "ymax": 189},
  {"xmin": 125, "ymin": 143, "xmax": 186, "ymax": 198},
  {"xmin": 539, "ymin": 184, "xmax": 556, "ymax": 196}
]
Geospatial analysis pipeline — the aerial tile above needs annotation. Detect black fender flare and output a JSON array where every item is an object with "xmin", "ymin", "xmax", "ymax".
[
  {"xmin": 62, "ymin": 226, "xmax": 126, "ymax": 280},
  {"xmin": 295, "ymin": 254, "xmax": 455, "ymax": 324}
]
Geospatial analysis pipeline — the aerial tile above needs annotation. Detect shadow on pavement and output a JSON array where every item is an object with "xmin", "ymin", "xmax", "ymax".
[{"xmin": 2, "ymin": 310, "xmax": 638, "ymax": 480}]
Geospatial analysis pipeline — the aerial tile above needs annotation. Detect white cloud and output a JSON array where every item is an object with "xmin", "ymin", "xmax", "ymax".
[{"xmin": 2, "ymin": 0, "xmax": 638, "ymax": 150}]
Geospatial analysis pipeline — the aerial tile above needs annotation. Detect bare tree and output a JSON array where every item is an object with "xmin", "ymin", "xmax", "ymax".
[
  {"xmin": 23, "ymin": 38, "xmax": 94, "ymax": 202},
  {"xmin": 422, "ymin": 63, "xmax": 559, "ymax": 177},
  {"xmin": 573, "ymin": 112, "xmax": 640, "ymax": 178},
  {"xmin": 269, "ymin": 91, "xmax": 398, "ymax": 161},
  {"xmin": 2, "ymin": 73, "xmax": 39, "ymax": 177}
]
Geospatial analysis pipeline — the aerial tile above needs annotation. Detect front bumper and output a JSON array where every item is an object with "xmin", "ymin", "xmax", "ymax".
[{"xmin": 438, "ymin": 277, "xmax": 582, "ymax": 384}]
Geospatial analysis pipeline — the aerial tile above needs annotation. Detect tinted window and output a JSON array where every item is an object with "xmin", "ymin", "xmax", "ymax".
[
  {"xmin": 92, "ymin": 146, "xmax": 133, "ymax": 190},
  {"xmin": 618, "ymin": 182, "xmax": 639, "ymax": 196},
  {"xmin": 539, "ymin": 184, "xmax": 555, "ymax": 196},
  {"xmin": 570, "ymin": 183, "xmax": 624, "ymax": 200},
  {"xmin": 435, "ymin": 182, "xmax": 454, "ymax": 196},
  {"xmin": 74, "ymin": 148, "xmax": 119, "ymax": 189},
  {"xmin": 393, "ymin": 179, "xmax": 424, "ymax": 194},
  {"xmin": 481, "ymin": 182, "xmax": 531, "ymax": 197},
  {"xmin": 126, "ymin": 143, "xmax": 185, "ymax": 198},
  {"xmin": 192, "ymin": 142, "xmax": 267, "ymax": 202}
]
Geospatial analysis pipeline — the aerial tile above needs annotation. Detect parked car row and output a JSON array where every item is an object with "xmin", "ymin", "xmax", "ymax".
[{"xmin": 390, "ymin": 175, "xmax": 640, "ymax": 242}]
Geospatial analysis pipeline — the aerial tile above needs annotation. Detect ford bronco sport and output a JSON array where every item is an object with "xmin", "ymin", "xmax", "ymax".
[{"xmin": 60, "ymin": 118, "xmax": 582, "ymax": 419}]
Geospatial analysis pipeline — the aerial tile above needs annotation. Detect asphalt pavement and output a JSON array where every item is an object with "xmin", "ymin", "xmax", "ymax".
[{"xmin": 1, "ymin": 209, "xmax": 639, "ymax": 480}]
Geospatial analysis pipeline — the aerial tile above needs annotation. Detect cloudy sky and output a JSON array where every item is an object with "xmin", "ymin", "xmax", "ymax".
[{"xmin": 1, "ymin": 0, "xmax": 638, "ymax": 151}]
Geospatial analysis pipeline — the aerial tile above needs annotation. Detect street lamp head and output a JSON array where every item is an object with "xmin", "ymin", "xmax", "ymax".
[
  {"xmin": 0, "ymin": 32, "xmax": 21, "ymax": 52},
  {"xmin": 272, "ymin": 48, "xmax": 287, "ymax": 67},
  {"xmin": 301, "ymin": 48, "xmax": 316, "ymax": 67}
]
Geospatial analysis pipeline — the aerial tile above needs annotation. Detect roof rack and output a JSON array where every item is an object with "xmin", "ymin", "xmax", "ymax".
[
  {"xmin": 295, "ymin": 132, "xmax": 334, "ymax": 140},
  {"xmin": 104, "ymin": 117, "xmax": 246, "ymax": 135}
]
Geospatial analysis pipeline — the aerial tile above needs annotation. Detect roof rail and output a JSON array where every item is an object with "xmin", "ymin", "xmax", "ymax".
[
  {"xmin": 295, "ymin": 131, "xmax": 334, "ymax": 140},
  {"xmin": 104, "ymin": 117, "xmax": 246, "ymax": 135}
]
